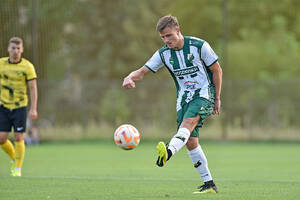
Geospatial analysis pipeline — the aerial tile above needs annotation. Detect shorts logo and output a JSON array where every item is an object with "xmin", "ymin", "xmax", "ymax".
[{"xmin": 16, "ymin": 127, "xmax": 24, "ymax": 131}]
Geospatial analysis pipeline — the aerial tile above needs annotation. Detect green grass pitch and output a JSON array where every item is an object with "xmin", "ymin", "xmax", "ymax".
[{"xmin": 0, "ymin": 140, "xmax": 300, "ymax": 200}]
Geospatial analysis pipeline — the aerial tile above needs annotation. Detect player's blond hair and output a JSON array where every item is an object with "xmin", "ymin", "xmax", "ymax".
[
  {"xmin": 9, "ymin": 37, "xmax": 23, "ymax": 45},
  {"xmin": 156, "ymin": 15, "xmax": 179, "ymax": 32}
]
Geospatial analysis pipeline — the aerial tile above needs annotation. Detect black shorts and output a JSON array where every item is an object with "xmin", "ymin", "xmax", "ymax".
[{"xmin": 0, "ymin": 105, "xmax": 27, "ymax": 132}]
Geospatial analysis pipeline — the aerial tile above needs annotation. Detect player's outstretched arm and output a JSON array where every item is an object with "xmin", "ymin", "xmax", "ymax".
[
  {"xmin": 122, "ymin": 66, "xmax": 150, "ymax": 89},
  {"xmin": 209, "ymin": 61, "xmax": 222, "ymax": 115}
]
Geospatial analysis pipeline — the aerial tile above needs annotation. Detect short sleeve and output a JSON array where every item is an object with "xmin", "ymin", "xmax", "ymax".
[
  {"xmin": 201, "ymin": 42, "xmax": 218, "ymax": 67},
  {"xmin": 144, "ymin": 50, "xmax": 164, "ymax": 73},
  {"xmin": 26, "ymin": 62, "xmax": 37, "ymax": 80}
]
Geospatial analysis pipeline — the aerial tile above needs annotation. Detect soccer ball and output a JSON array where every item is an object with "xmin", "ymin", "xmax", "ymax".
[{"xmin": 114, "ymin": 124, "xmax": 140, "ymax": 150}]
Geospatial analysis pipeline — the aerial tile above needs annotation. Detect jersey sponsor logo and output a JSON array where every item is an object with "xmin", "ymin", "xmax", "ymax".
[
  {"xmin": 184, "ymin": 81, "xmax": 199, "ymax": 84},
  {"xmin": 184, "ymin": 81, "xmax": 199, "ymax": 90},
  {"xmin": 169, "ymin": 57, "xmax": 175, "ymax": 66},
  {"xmin": 173, "ymin": 66, "xmax": 199, "ymax": 76}
]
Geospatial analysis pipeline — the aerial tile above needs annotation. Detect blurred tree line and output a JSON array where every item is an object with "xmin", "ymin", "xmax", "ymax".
[
  {"xmin": 171, "ymin": 0, "xmax": 300, "ymax": 131},
  {"xmin": 1, "ymin": 0, "xmax": 300, "ymax": 137}
]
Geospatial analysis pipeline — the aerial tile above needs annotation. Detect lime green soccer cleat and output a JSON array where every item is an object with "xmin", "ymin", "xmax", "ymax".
[
  {"xmin": 11, "ymin": 169, "xmax": 22, "ymax": 177},
  {"xmin": 193, "ymin": 183, "xmax": 218, "ymax": 194},
  {"xmin": 10, "ymin": 161, "xmax": 22, "ymax": 177},
  {"xmin": 156, "ymin": 141, "xmax": 168, "ymax": 167},
  {"xmin": 10, "ymin": 160, "xmax": 15, "ymax": 176}
]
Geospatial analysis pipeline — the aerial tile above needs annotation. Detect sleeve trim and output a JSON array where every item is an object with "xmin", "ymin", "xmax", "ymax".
[
  {"xmin": 26, "ymin": 78, "xmax": 37, "ymax": 81},
  {"xmin": 206, "ymin": 59, "xmax": 218, "ymax": 67},
  {"xmin": 144, "ymin": 65, "xmax": 156, "ymax": 73}
]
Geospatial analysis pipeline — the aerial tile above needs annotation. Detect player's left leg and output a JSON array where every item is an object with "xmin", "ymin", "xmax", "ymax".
[
  {"xmin": 13, "ymin": 132, "xmax": 25, "ymax": 176},
  {"xmin": 186, "ymin": 137, "xmax": 218, "ymax": 194},
  {"xmin": 182, "ymin": 98, "xmax": 217, "ymax": 193},
  {"xmin": 11, "ymin": 107, "xmax": 27, "ymax": 177}
]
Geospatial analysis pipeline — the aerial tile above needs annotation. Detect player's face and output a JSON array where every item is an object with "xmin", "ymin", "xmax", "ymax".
[
  {"xmin": 159, "ymin": 26, "xmax": 181, "ymax": 49},
  {"xmin": 8, "ymin": 43, "xmax": 23, "ymax": 60}
]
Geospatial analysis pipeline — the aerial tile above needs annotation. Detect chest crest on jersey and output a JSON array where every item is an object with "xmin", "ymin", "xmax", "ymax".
[
  {"xmin": 16, "ymin": 71, "xmax": 24, "ymax": 76},
  {"xmin": 187, "ymin": 53, "xmax": 194, "ymax": 62}
]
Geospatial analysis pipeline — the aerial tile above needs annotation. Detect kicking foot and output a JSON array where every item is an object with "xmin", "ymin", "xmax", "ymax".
[{"xmin": 156, "ymin": 141, "xmax": 168, "ymax": 167}]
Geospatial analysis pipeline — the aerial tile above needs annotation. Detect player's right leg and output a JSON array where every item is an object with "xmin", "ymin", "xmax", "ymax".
[
  {"xmin": 0, "ymin": 132, "xmax": 16, "ymax": 175},
  {"xmin": 13, "ymin": 132, "xmax": 25, "ymax": 177},
  {"xmin": 0, "ymin": 106, "xmax": 18, "ymax": 176},
  {"xmin": 156, "ymin": 141, "xmax": 168, "ymax": 167},
  {"xmin": 156, "ymin": 127, "xmax": 191, "ymax": 167},
  {"xmin": 156, "ymin": 116, "xmax": 199, "ymax": 167},
  {"xmin": 155, "ymin": 99, "xmax": 204, "ymax": 167}
]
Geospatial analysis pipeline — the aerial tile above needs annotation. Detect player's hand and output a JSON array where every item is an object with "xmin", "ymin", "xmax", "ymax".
[
  {"xmin": 29, "ymin": 109, "xmax": 38, "ymax": 120},
  {"xmin": 212, "ymin": 98, "xmax": 221, "ymax": 115},
  {"xmin": 122, "ymin": 77, "xmax": 136, "ymax": 89}
]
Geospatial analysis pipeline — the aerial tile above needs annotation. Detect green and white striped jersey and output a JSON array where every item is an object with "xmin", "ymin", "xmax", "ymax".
[{"xmin": 145, "ymin": 36, "xmax": 218, "ymax": 111}]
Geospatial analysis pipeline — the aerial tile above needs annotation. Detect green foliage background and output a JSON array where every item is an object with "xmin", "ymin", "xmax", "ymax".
[{"xmin": 0, "ymin": 0, "xmax": 300, "ymax": 140}]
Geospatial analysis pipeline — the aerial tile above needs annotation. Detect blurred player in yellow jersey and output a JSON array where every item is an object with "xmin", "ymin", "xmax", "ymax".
[{"xmin": 0, "ymin": 37, "xmax": 38, "ymax": 176}]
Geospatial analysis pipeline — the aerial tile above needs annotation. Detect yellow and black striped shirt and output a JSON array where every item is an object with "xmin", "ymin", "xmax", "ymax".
[{"xmin": 0, "ymin": 57, "xmax": 37, "ymax": 109}]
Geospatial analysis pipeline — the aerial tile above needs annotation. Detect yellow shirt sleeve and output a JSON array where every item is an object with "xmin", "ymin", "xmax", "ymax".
[{"xmin": 26, "ymin": 61, "xmax": 37, "ymax": 80}]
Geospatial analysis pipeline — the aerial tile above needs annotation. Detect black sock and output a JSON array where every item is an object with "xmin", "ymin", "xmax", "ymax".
[
  {"xmin": 204, "ymin": 180, "xmax": 215, "ymax": 186},
  {"xmin": 166, "ymin": 149, "xmax": 172, "ymax": 161}
]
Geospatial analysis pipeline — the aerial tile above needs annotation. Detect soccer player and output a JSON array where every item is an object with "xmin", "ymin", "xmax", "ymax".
[
  {"xmin": 122, "ymin": 15, "xmax": 222, "ymax": 194},
  {"xmin": 0, "ymin": 37, "xmax": 38, "ymax": 177}
]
